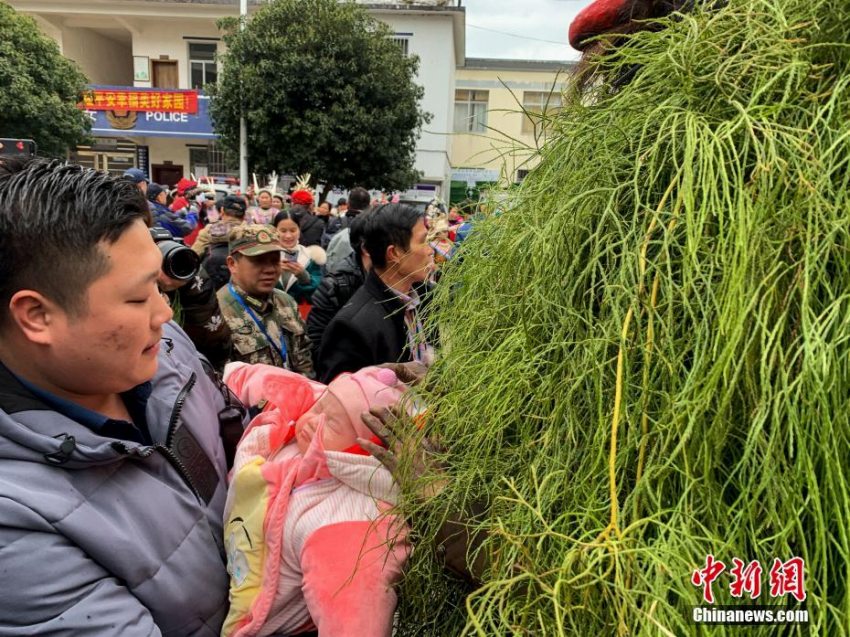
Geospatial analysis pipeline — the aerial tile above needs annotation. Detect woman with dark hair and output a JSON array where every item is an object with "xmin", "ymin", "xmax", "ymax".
[
  {"xmin": 315, "ymin": 200, "xmax": 332, "ymax": 225},
  {"xmin": 248, "ymin": 189, "xmax": 279, "ymax": 225},
  {"xmin": 273, "ymin": 210, "xmax": 326, "ymax": 317}
]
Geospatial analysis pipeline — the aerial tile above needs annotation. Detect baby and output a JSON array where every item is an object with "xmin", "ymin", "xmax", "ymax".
[{"xmin": 221, "ymin": 363, "xmax": 411, "ymax": 637}]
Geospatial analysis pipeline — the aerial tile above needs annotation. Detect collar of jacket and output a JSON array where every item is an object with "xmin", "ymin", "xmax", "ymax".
[
  {"xmin": 7, "ymin": 364, "xmax": 152, "ymax": 446},
  {"xmin": 231, "ymin": 282, "xmax": 272, "ymax": 313},
  {"xmin": 364, "ymin": 270, "xmax": 408, "ymax": 317},
  {"xmin": 0, "ymin": 360, "xmax": 149, "ymax": 467},
  {"xmin": 0, "ymin": 360, "xmax": 45, "ymax": 415}
]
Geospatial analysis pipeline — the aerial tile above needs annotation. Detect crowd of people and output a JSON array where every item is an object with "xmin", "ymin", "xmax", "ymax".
[
  {"xmin": 132, "ymin": 167, "xmax": 473, "ymax": 384},
  {"xmin": 0, "ymin": 157, "xmax": 475, "ymax": 637}
]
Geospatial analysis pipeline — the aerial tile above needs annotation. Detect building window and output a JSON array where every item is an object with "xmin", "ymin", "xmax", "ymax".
[
  {"xmin": 389, "ymin": 36, "xmax": 410, "ymax": 56},
  {"xmin": 189, "ymin": 42, "xmax": 217, "ymax": 90},
  {"xmin": 453, "ymin": 89, "xmax": 489, "ymax": 133},
  {"xmin": 522, "ymin": 90, "xmax": 563, "ymax": 134},
  {"xmin": 189, "ymin": 142, "xmax": 237, "ymax": 178}
]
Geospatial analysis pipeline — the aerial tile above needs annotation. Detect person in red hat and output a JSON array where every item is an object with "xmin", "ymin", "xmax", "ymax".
[
  {"xmin": 290, "ymin": 189, "xmax": 314, "ymax": 208},
  {"xmin": 170, "ymin": 178, "xmax": 198, "ymax": 215},
  {"xmin": 289, "ymin": 189, "xmax": 325, "ymax": 247}
]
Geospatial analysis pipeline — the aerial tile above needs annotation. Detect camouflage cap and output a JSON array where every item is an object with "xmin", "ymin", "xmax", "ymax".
[{"xmin": 228, "ymin": 224, "xmax": 283, "ymax": 257}]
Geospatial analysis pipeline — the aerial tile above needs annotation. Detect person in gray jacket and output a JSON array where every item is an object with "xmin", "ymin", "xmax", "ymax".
[{"xmin": 0, "ymin": 158, "xmax": 234, "ymax": 636}]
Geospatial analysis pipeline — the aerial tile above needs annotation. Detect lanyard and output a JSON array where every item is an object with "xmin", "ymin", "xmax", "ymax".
[{"xmin": 228, "ymin": 283, "xmax": 288, "ymax": 364}]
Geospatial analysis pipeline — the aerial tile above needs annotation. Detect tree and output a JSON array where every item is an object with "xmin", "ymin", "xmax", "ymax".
[
  {"xmin": 0, "ymin": 2, "xmax": 91, "ymax": 157},
  {"xmin": 209, "ymin": 0, "xmax": 429, "ymax": 194}
]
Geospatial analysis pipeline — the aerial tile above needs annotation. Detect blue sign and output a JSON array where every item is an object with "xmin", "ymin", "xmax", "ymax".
[{"xmin": 83, "ymin": 84, "xmax": 216, "ymax": 140}]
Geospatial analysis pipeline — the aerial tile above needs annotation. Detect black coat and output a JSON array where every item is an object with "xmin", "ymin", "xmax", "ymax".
[
  {"xmin": 299, "ymin": 212, "xmax": 325, "ymax": 247},
  {"xmin": 320, "ymin": 210, "xmax": 361, "ymax": 249},
  {"xmin": 317, "ymin": 271, "xmax": 430, "ymax": 383},
  {"xmin": 306, "ymin": 253, "xmax": 365, "ymax": 368}
]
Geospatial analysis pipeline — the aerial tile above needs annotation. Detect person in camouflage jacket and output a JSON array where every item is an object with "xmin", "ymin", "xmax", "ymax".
[
  {"xmin": 192, "ymin": 195, "xmax": 247, "ymax": 258},
  {"xmin": 216, "ymin": 225, "xmax": 314, "ymax": 378}
]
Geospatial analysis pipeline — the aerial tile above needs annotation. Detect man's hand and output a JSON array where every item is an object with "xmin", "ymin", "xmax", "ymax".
[
  {"xmin": 357, "ymin": 406, "xmax": 447, "ymax": 501},
  {"xmin": 377, "ymin": 361, "xmax": 429, "ymax": 386}
]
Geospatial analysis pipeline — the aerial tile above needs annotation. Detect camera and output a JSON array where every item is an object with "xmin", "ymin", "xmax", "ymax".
[{"xmin": 149, "ymin": 227, "xmax": 201, "ymax": 281}]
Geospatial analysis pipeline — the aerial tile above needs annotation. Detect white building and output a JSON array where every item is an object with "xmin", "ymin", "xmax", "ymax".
[
  {"xmin": 10, "ymin": 0, "xmax": 465, "ymax": 197},
  {"xmin": 363, "ymin": 2, "xmax": 464, "ymax": 199}
]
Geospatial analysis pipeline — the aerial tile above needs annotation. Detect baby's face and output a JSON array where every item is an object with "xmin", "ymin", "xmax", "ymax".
[{"xmin": 294, "ymin": 392, "xmax": 352, "ymax": 454}]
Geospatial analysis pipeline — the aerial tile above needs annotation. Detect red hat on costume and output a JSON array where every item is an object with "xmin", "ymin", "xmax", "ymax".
[
  {"xmin": 569, "ymin": 0, "xmax": 626, "ymax": 51},
  {"xmin": 290, "ymin": 190, "xmax": 314, "ymax": 206},
  {"xmin": 176, "ymin": 178, "xmax": 198, "ymax": 195}
]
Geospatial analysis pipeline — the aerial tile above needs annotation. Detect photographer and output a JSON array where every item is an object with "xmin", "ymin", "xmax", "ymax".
[{"xmin": 151, "ymin": 228, "xmax": 232, "ymax": 372}]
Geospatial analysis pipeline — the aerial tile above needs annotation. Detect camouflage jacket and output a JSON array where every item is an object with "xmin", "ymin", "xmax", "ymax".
[
  {"xmin": 192, "ymin": 219, "xmax": 245, "ymax": 257},
  {"xmin": 216, "ymin": 283, "xmax": 314, "ymax": 378}
]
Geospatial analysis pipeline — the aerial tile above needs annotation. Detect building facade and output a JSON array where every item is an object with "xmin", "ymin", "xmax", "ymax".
[
  {"xmin": 449, "ymin": 57, "xmax": 572, "ymax": 204},
  {"xmin": 11, "ymin": 0, "xmax": 464, "ymax": 196},
  {"xmin": 366, "ymin": 2, "xmax": 464, "ymax": 200}
]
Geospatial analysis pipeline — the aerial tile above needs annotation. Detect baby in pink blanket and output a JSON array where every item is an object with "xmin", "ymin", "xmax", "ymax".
[{"xmin": 221, "ymin": 363, "xmax": 411, "ymax": 637}]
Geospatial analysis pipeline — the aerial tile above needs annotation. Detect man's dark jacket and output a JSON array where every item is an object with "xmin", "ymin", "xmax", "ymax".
[
  {"xmin": 316, "ymin": 270, "xmax": 430, "ymax": 383},
  {"xmin": 320, "ymin": 209, "xmax": 361, "ymax": 249},
  {"xmin": 306, "ymin": 253, "xmax": 365, "ymax": 368}
]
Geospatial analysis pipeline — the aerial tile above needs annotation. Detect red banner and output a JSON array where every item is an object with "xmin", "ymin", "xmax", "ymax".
[{"xmin": 81, "ymin": 89, "xmax": 199, "ymax": 114}]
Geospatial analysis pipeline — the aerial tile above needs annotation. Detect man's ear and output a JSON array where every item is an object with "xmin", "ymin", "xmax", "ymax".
[
  {"xmin": 385, "ymin": 244, "xmax": 401, "ymax": 266},
  {"xmin": 7, "ymin": 290, "xmax": 62, "ymax": 346},
  {"xmin": 226, "ymin": 254, "xmax": 238, "ymax": 274}
]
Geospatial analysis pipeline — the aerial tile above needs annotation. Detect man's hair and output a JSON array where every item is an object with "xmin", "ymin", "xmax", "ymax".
[
  {"xmin": 288, "ymin": 204, "xmax": 311, "ymax": 224},
  {"xmin": 349, "ymin": 211, "xmax": 368, "ymax": 271},
  {"xmin": 347, "ymin": 187, "xmax": 370, "ymax": 212},
  {"xmin": 361, "ymin": 203, "xmax": 424, "ymax": 270},
  {"xmin": 0, "ymin": 158, "xmax": 148, "ymax": 325},
  {"xmin": 218, "ymin": 194, "xmax": 247, "ymax": 219}
]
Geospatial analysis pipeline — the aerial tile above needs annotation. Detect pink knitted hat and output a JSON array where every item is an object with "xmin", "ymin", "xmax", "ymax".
[{"xmin": 325, "ymin": 367, "xmax": 407, "ymax": 443}]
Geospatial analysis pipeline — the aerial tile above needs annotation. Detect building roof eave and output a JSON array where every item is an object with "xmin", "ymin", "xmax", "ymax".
[{"xmin": 460, "ymin": 57, "xmax": 575, "ymax": 72}]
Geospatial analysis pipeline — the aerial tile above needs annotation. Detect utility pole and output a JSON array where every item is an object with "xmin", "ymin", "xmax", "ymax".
[{"xmin": 239, "ymin": 0, "xmax": 249, "ymax": 192}]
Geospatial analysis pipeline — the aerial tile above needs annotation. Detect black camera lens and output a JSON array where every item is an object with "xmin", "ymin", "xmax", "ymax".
[
  {"xmin": 160, "ymin": 241, "xmax": 201, "ymax": 281},
  {"xmin": 149, "ymin": 227, "xmax": 201, "ymax": 281}
]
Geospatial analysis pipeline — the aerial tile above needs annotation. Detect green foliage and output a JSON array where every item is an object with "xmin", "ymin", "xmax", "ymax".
[
  {"xmin": 209, "ymin": 0, "xmax": 428, "ymax": 191},
  {"xmin": 398, "ymin": 0, "xmax": 850, "ymax": 634},
  {"xmin": 0, "ymin": 2, "xmax": 91, "ymax": 157}
]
